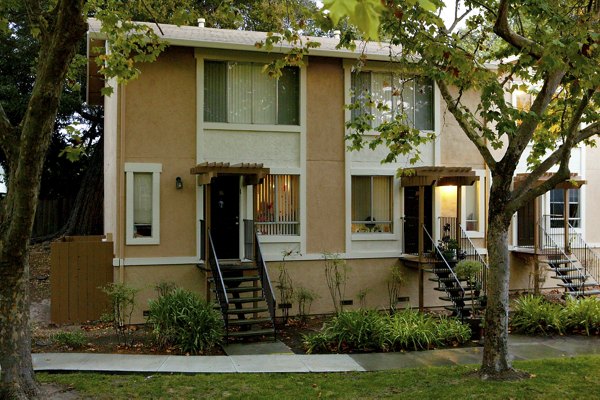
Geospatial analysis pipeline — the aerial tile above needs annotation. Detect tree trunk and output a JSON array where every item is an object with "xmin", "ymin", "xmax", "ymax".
[
  {"xmin": 0, "ymin": 258, "xmax": 37, "ymax": 399},
  {"xmin": 480, "ymin": 183, "xmax": 529, "ymax": 380},
  {"xmin": 0, "ymin": 2, "xmax": 86, "ymax": 398}
]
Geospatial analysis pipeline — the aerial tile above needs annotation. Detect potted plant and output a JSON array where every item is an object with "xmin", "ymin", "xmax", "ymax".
[{"xmin": 454, "ymin": 259, "xmax": 484, "ymax": 340}]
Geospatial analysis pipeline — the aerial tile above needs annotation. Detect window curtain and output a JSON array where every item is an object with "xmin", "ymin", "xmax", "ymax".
[
  {"xmin": 252, "ymin": 65, "xmax": 277, "ymax": 124},
  {"xmin": 371, "ymin": 72, "xmax": 394, "ymax": 126},
  {"xmin": 351, "ymin": 176, "xmax": 371, "ymax": 221},
  {"xmin": 414, "ymin": 79, "xmax": 433, "ymax": 130},
  {"xmin": 204, "ymin": 61, "xmax": 227, "ymax": 122},
  {"xmin": 351, "ymin": 72, "xmax": 371, "ymax": 122},
  {"xmin": 465, "ymin": 182, "xmax": 479, "ymax": 231},
  {"xmin": 278, "ymin": 67, "xmax": 299, "ymax": 125},
  {"xmin": 372, "ymin": 176, "xmax": 391, "ymax": 222},
  {"xmin": 133, "ymin": 173, "xmax": 152, "ymax": 225},
  {"xmin": 227, "ymin": 62, "xmax": 253, "ymax": 123},
  {"xmin": 255, "ymin": 175, "xmax": 299, "ymax": 235}
]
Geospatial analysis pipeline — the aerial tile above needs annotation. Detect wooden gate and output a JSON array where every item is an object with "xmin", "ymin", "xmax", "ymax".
[{"xmin": 50, "ymin": 236, "xmax": 114, "ymax": 324}]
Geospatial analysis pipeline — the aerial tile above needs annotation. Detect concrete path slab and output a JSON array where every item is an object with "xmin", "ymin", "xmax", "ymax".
[
  {"xmin": 33, "ymin": 353, "xmax": 94, "ymax": 371},
  {"xmin": 350, "ymin": 352, "xmax": 419, "ymax": 371},
  {"xmin": 297, "ymin": 354, "xmax": 366, "ymax": 372},
  {"xmin": 508, "ymin": 343, "xmax": 572, "ymax": 361},
  {"xmin": 33, "ymin": 353, "xmax": 168, "ymax": 372},
  {"xmin": 158, "ymin": 356, "xmax": 236, "ymax": 373},
  {"xmin": 231, "ymin": 355, "xmax": 310, "ymax": 373},
  {"xmin": 223, "ymin": 340, "xmax": 294, "ymax": 356}
]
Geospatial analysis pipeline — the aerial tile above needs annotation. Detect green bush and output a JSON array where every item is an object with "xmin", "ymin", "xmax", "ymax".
[
  {"xmin": 52, "ymin": 331, "xmax": 87, "ymax": 349},
  {"xmin": 562, "ymin": 296, "xmax": 600, "ymax": 335},
  {"xmin": 147, "ymin": 289, "xmax": 224, "ymax": 354},
  {"xmin": 510, "ymin": 295, "xmax": 564, "ymax": 335},
  {"xmin": 303, "ymin": 309, "xmax": 471, "ymax": 353}
]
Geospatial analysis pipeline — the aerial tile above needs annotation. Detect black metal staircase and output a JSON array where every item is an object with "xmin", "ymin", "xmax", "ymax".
[
  {"xmin": 424, "ymin": 221, "xmax": 487, "ymax": 320},
  {"xmin": 207, "ymin": 226, "xmax": 276, "ymax": 342},
  {"xmin": 538, "ymin": 217, "xmax": 600, "ymax": 298}
]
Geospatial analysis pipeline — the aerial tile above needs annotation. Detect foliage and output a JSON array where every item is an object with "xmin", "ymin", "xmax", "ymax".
[
  {"xmin": 294, "ymin": 286, "xmax": 319, "ymax": 321},
  {"xmin": 304, "ymin": 309, "xmax": 471, "ymax": 353},
  {"xmin": 386, "ymin": 264, "xmax": 405, "ymax": 312},
  {"xmin": 100, "ymin": 283, "xmax": 140, "ymax": 346},
  {"xmin": 276, "ymin": 249, "xmax": 297, "ymax": 323},
  {"xmin": 510, "ymin": 295, "xmax": 565, "ymax": 335},
  {"xmin": 356, "ymin": 288, "xmax": 370, "ymax": 308},
  {"xmin": 323, "ymin": 252, "xmax": 350, "ymax": 313},
  {"xmin": 51, "ymin": 331, "xmax": 87, "ymax": 349},
  {"xmin": 562, "ymin": 296, "xmax": 600, "ymax": 336},
  {"xmin": 147, "ymin": 288, "xmax": 223, "ymax": 354},
  {"xmin": 454, "ymin": 260, "xmax": 483, "ymax": 285},
  {"xmin": 154, "ymin": 281, "xmax": 177, "ymax": 298}
]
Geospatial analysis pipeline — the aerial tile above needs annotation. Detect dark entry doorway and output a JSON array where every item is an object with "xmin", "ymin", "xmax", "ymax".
[
  {"xmin": 210, "ymin": 176, "xmax": 240, "ymax": 259},
  {"xmin": 517, "ymin": 198, "xmax": 535, "ymax": 247},
  {"xmin": 403, "ymin": 186, "xmax": 433, "ymax": 254}
]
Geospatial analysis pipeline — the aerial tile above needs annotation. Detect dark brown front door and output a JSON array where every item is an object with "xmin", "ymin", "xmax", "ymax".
[
  {"xmin": 517, "ymin": 198, "xmax": 535, "ymax": 247},
  {"xmin": 210, "ymin": 176, "xmax": 240, "ymax": 259},
  {"xmin": 403, "ymin": 186, "xmax": 432, "ymax": 254}
]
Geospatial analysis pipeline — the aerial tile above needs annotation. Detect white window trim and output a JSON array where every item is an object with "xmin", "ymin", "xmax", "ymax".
[
  {"xmin": 125, "ymin": 163, "xmax": 162, "ymax": 245},
  {"xmin": 545, "ymin": 188, "xmax": 583, "ymax": 234},
  {"xmin": 461, "ymin": 169, "xmax": 486, "ymax": 238}
]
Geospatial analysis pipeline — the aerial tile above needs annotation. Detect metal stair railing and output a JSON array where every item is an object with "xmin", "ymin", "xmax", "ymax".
[
  {"xmin": 423, "ymin": 224, "xmax": 466, "ymax": 318},
  {"xmin": 207, "ymin": 229, "xmax": 229, "ymax": 338},
  {"xmin": 567, "ymin": 221, "xmax": 600, "ymax": 293},
  {"xmin": 439, "ymin": 217, "xmax": 488, "ymax": 296},
  {"xmin": 538, "ymin": 216, "xmax": 586, "ymax": 295},
  {"xmin": 254, "ymin": 231, "xmax": 277, "ymax": 337}
]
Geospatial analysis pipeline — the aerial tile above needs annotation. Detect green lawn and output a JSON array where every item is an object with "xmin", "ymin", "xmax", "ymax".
[{"xmin": 39, "ymin": 356, "xmax": 600, "ymax": 399}]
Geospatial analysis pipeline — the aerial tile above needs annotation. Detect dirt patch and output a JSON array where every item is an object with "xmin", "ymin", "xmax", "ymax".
[{"xmin": 39, "ymin": 383, "xmax": 80, "ymax": 400}]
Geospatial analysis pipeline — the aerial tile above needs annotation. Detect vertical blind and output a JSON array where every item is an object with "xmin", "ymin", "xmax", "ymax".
[
  {"xmin": 133, "ymin": 172, "xmax": 153, "ymax": 236},
  {"xmin": 351, "ymin": 72, "xmax": 433, "ymax": 131},
  {"xmin": 255, "ymin": 174, "xmax": 300, "ymax": 235},
  {"xmin": 204, "ymin": 61, "xmax": 299, "ymax": 125},
  {"xmin": 465, "ymin": 182, "xmax": 479, "ymax": 231}
]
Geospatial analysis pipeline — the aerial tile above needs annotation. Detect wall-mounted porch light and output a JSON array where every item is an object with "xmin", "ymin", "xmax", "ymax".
[{"xmin": 175, "ymin": 177, "xmax": 183, "ymax": 190}]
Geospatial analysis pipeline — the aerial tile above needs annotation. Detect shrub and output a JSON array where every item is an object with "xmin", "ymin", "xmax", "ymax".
[
  {"xmin": 562, "ymin": 296, "xmax": 600, "ymax": 335},
  {"xmin": 294, "ymin": 286, "xmax": 319, "ymax": 321},
  {"xmin": 147, "ymin": 288, "xmax": 224, "ymax": 354},
  {"xmin": 303, "ymin": 309, "xmax": 471, "ymax": 353},
  {"xmin": 510, "ymin": 295, "xmax": 564, "ymax": 335},
  {"xmin": 52, "ymin": 331, "xmax": 87, "ymax": 349},
  {"xmin": 100, "ymin": 282, "xmax": 140, "ymax": 346}
]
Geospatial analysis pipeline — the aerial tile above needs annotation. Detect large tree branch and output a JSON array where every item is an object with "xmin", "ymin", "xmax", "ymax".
[
  {"xmin": 0, "ymin": 103, "xmax": 17, "ymax": 166},
  {"xmin": 575, "ymin": 120, "xmax": 600, "ymax": 143},
  {"xmin": 436, "ymin": 79, "xmax": 497, "ymax": 169},
  {"xmin": 493, "ymin": 0, "xmax": 543, "ymax": 59},
  {"xmin": 501, "ymin": 69, "xmax": 566, "ymax": 170},
  {"xmin": 510, "ymin": 89, "xmax": 593, "ymax": 209}
]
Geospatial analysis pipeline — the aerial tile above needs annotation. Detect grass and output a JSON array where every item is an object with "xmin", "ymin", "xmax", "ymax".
[{"xmin": 38, "ymin": 355, "xmax": 600, "ymax": 399}]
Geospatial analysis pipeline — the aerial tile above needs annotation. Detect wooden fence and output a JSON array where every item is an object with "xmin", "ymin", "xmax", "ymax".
[{"xmin": 50, "ymin": 236, "xmax": 114, "ymax": 324}]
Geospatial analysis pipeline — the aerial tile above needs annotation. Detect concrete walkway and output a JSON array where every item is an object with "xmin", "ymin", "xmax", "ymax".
[{"xmin": 32, "ymin": 335, "xmax": 600, "ymax": 374}]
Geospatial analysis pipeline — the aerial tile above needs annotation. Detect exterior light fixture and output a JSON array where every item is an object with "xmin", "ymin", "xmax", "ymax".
[{"xmin": 175, "ymin": 177, "xmax": 183, "ymax": 190}]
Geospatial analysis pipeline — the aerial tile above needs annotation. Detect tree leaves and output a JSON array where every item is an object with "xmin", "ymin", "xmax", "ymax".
[{"xmin": 323, "ymin": 0, "xmax": 385, "ymax": 40}]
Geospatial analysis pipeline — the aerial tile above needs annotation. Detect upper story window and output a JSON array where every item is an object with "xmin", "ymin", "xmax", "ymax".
[
  {"xmin": 351, "ymin": 176, "xmax": 393, "ymax": 233},
  {"xmin": 255, "ymin": 174, "xmax": 300, "ymax": 235},
  {"xmin": 204, "ymin": 61, "xmax": 299, "ymax": 125},
  {"xmin": 550, "ymin": 188, "xmax": 580, "ymax": 228},
  {"xmin": 351, "ymin": 72, "xmax": 434, "ymax": 131}
]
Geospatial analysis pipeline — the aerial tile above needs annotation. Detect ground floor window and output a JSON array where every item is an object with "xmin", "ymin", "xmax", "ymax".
[
  {"xmin": 255, "ymin": 174, "xmax": 299, "ymax": 235},
  {"xmin": 550, "ymin": 188, "xmax": 580, "ymax": 228},
  {"xmin": 125, "ymin": 163, "xmax": 161, "ymax": 245},
  {"xmin": 352, "ymin": 176, "xmax": 393, "ymax": 233}
]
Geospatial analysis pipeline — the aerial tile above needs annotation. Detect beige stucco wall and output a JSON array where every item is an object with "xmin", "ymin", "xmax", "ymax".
[
  {"xmin": 306, "ymin": 57, "xmax": 346, "ymax": 253},
  {"xmin": 585, "ymin": 146, "xmax": 600, "ymax": 244},
  {"xmin": 121, "ymin": 265, "xmax": 208, "ymax": 324},
  {"xmin": 439, "ymin": 89, "xmax": 486, "ymax": 169},
  {"xmin": 120, "ymin": 46, "xmax": 197, "ymax": 259}
]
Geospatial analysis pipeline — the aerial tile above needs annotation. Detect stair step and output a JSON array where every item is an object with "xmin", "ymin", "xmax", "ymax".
[
  {"xmin": 444, "ymin": 305, "xmax": 484, "ymax": 312},
  {"xmin": 546, "ymin": 259, "xmax": 576, "ymax": 265},
  {"xmin": 439, "ymin": 295, "xmax": 481, "ymax": 302},
  {"xmin": 226, "ymin": 306, "xmax": 268, "ymax": 314},
  {"xmin": 228, "ymin": 296, "xmax": 265, "ymax": 304},
  {"xmin": 550, "ymin": 266, "xmax": 580, "ymax": 273},
  {"xmin": 221, "ymin": 265, "xmax": 258, "ymax": 272},
  {"xmin": 558, "ymin": 282, "xmax": 598, "ymax": 289},
  {"xmin": 435, "ymin": 277, "xmax": 467, "ymax": 283},
  {"xmin": 424, "ymin": 268, "xmax": 452, "ymax": 274},
  {"xmin": 565, "ymin": 289, "xmax": 600, "ymax": 297},
  {"xmin": 225, "ymin": 286, "xmax": 263, "ymax": 294},
  {"xmin": 228, "ymin": 317, "xmax": 273, "ymax": 326},
  {"xmin": 551, "ymin": 274, "xmax": 590, "ymax": 281},
  {"xmin": 433, "ymin": 287, "xmax": 465, "ymax": 292},
  {"xmin": 222, "ymin": 276, "xmax": 260, "ymax": 283},
  {"xmin": 228, "ymin": 328, "xmax": 275, "ymax": 338}
]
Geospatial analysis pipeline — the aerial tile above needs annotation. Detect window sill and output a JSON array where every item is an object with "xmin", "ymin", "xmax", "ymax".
[
  {"xmin": 465, "ymin": 231, "xmax": 484, "ymax": 239},
  {"xmin": 203, "ymin": 122, "xmax": 301, "ymax": 133},
  {"xmin": 352, "ymin": 233, "xmax": 397, "ymax": 241},
  {"xmin": 126, "ymin": 237, "xmax": 160, "ymax": 246}
]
